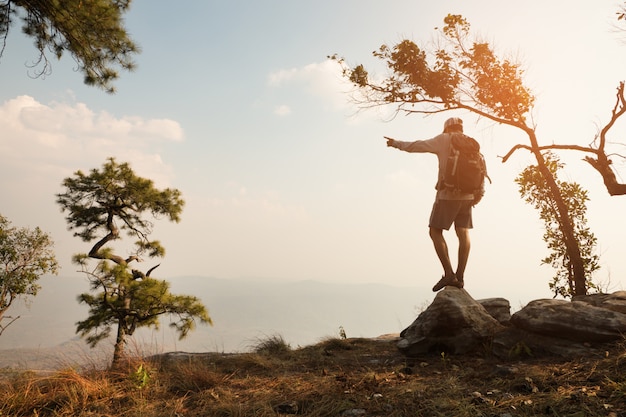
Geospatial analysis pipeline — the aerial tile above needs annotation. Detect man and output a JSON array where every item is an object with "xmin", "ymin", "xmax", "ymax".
[{"xmin": 385, "ymin": 117, "xmax": 478, "ymax": 292}]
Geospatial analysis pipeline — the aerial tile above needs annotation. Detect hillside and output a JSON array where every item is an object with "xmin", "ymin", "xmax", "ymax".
[{"xmin": 1, "ymin": 335, "xmax": 625, "ymax": 416}]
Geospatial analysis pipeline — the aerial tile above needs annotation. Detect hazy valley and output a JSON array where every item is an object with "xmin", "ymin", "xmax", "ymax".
[{"xmin": 0, "ymin": 275, "xmax": 427, "ymax": 370}]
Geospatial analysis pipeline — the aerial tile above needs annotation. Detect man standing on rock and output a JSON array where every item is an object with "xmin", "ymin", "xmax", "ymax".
[{"xmin": 385, "ymin": 117, "xmax": 480, "ymax": 292}]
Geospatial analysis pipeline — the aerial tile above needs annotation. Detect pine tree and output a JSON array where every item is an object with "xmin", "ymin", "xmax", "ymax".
[
  {"xmin": 0, "ymin": 0, "xmax": 138, "ymax": 92},
  {"xmin": 57, "ymin": 157, "xmax": 211, "ymax": 366}
]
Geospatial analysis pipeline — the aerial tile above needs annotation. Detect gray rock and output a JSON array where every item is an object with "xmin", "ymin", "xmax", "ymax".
[
  {"xmin": 573, "ymin": 291, "xmax": 626, "ymax": 314},
  {"xmin": 511, "ymin": 298, "xmax": 626, "ymax": 342},
  {"xmin": 341, "ymin": 409, "xmax": 366, "ymax": 417},
  {"xmin": 477, "ymin": 297, "xmax": 511, "ymax": 323},
  {"xmin": 398, "ymin": 287, "xmax": 504, "ymax": 356}
]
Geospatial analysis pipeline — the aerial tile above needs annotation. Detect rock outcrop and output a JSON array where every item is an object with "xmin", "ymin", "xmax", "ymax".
[
  {"xmin": 477, "ymin": 297, "xmax": 511, "ymax": 324},
  {"xmin": 398, "ymin": 287, "xmax": 504, "ymax": 356},
  {"xmin": 573, "ymin": 291, "xmax": 626, "ymax": 314},
  {"xmin": 510, "ymin": 298, "xmax": 626, "ymax": 342},
  {"xmin": 398, "ymin": 287, "xmax": 626, "ymax": 358}
]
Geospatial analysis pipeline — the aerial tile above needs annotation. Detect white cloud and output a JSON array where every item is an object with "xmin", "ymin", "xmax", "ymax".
[
  {"xmin": 1, "ymin": 95, "xmax": 183, "ymax": 145},
  {"xmin": 268, "ymin": 68, "xmax": 299, "ymax": 86},
  {"xmin": 118, "ymin": 116, "xmax": 184, "ymax": 142},
  {"xmin": 273, "ymin": 104, "xmax": 292, "ymax": 116},
  {"xmin": 267, "ymin": 60, "xmax": 401, "ymax": 125},
  {"xmin": 0, "ymin": 95, "xmax": 184, "ymax": 198},
  {"xmin": 268, "ymin": 59, "xmax": 355, "ymax": 112}
]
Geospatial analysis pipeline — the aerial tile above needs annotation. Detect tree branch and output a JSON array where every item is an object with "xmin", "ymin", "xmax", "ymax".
[
  {"xmin": 584, "ymin": 81, "xmax": 626, "ymax": 196},
  {"xmin": 146, "ymin": 264, "xmax": 160, "ymax": 277},
  {"xmin": 500, "ymin": 82, "xmax": 626, "ymax": 196},
  {"xmin": 0, "ymin": 315, "xmax": 21, "ymax": 337},
  {"xmin": 500, "ymin": 143, "xmax": 599, "ymax": 163},
  {"xmin": 584, "ymin": 156, "xmax": 626, "ymax": 195},
  {"xmin": 88, "ymin": 212, "xmax": 127, "ymax": 264},
  {"xmin": 598, "ymin": 81, "xmax": 626, "ymax": 153}
]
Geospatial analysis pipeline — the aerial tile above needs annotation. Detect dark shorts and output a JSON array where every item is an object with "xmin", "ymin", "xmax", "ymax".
[{"xmin": 429, "ymin": 199, "xmax": 473, "ymax": 230}]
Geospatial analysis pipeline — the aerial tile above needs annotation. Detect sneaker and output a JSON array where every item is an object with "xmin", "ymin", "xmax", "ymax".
[{"xmin": 432, "ymin": 275, "xmax": 456, "ymax": 292}]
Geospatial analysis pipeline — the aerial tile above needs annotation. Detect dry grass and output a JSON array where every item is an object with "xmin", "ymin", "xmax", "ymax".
[{"xmin": 2, "ymin": 335, "xmax": 626, "ymax": 416}]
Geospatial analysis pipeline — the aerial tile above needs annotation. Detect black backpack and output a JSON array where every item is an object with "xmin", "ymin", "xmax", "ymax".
[{"xmin": 438, "ymin": 133, "xmax": 489, "ymax": 201}]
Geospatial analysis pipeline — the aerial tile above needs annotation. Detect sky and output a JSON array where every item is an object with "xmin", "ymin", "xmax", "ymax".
[{"xmin": 2, "ymin": 1, "xmax": 626, "ymax": 350}]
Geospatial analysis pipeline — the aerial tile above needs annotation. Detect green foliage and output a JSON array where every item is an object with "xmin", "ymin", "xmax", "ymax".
[
  {"xmin": 56, "ymin": 158, "xmax": 210, "ymax": 365},
  {"xmin": 75, "ymin": 261, "xmax": 210, "ymax": 349},
  {"xmin": 371, "ymin": 39, "xmax": 459, "ymax": 105},
  {"xmin": 440, "ymin": 351, "xmax": 449, "ymax": 369},
  {"xmin": 132, "ymin": 364, "xmax": 150, "ymax": 390},
  {"xmin": 0, "ymin": 0, "xmax": 138, "ymax": 93},
  {"xmin": 57, "ymin": 157, "xmax": 184, "ymax": 259},
  {"xmin": 349, "ymin": 64, "xmax": 368, "ymax": 87},
  {"xmin": 509, "ymin": 341, "xmax": 533, "ymax": 358},
  {"xmin": 339, "ymin": 14, "xmax": 534, "ymax": 123},
  {"xmin": 516, "ymin": 153, "xmax": 600, "ymax": 298},
  {"xmin": 0, "ymin": 214, "xmax": 58, "ymax": 332}
]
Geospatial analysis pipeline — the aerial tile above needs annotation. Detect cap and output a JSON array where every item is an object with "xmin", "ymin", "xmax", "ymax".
[{"xmin": 443, "ymin": 117, "xmax": 463, "ymax": 132}]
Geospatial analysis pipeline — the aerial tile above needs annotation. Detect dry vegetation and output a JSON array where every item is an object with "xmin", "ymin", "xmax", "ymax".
[{"xmin": 2, "ymin": 335, "xmax": 626, "ymax": 416}]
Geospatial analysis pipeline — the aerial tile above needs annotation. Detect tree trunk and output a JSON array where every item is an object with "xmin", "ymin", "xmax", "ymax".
[
  {"xmin": 112, "ymin": 284, "xmax": 131, "ymax": 368},
  {"xmin": 528, "ymin": 131, "xmax": 587, "ymax": 295},
  {"xmin": 584, "ymin": 153, "xmax": 626, "ymax": 196},
  {"xmin": 112, "ymin": 321, "xmax": 127, "ymax": 368},
  {"xmin": 584, "ymin": 81, "xmax": 626, "ymax": 196}
]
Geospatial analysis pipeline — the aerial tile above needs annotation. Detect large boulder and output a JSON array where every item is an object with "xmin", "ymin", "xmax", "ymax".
[
  {"xmin": 510, "ymin": 298, "xmax": 626, "ymax": 342},
  {"xmin": 572, "ymin": 291, "xmax": 626, "ymax": 314},
  {"xmin": 477, "ymin": 297, "xmax": 511, "ymax": 324},
  {"xmin": 397, "ymin": 287, "xmax": 505, "ymax": 356}
]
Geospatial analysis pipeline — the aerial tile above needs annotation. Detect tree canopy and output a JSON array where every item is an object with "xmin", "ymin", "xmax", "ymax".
[
  {"xmin": 341, "ymin": 14, "xmax": 534, "ymax": 129},
  {"xmin": 0, "ymin": 214, "xmax": 58, "ymax": 336},
  {"xmin": 57, "ymin": 158, "xmax": 210, "ymax": 366},
  {"xmin": 0, "ymin": 0, "xmax": 138, "ymax": 92}
]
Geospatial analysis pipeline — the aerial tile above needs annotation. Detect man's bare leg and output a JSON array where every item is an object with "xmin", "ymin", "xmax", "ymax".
[
  {"xmin": 455, "ymin": 226, "xmax": 471, "ymax": 286},
  {"xmin": 429, "ymin": 227, "xmax": 456, "ymax": 291}
]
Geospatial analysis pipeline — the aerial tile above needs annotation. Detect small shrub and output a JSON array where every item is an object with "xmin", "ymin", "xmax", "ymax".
[
  {"xmin": 318, "ymin": 337, "xmax": 353, "ymax": 352},
  {"xmin": 251, "ymin": 334, "xmax": 292, "ymax": 356},
  {"xmin": 509, "ymin": 341, "xmax": 533, "ymax": 358}
]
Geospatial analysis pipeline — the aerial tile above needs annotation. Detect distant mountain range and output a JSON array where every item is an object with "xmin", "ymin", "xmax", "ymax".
[{"xmin": 0, "ymin": 276, "xmax": 428, "ymax": 370}]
